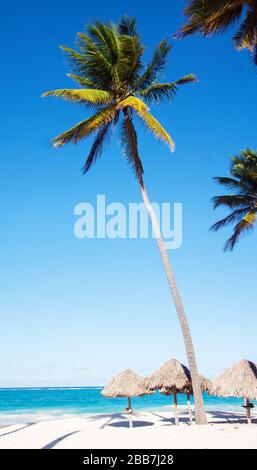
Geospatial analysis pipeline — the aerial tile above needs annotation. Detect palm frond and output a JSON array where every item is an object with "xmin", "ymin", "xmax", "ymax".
[
  {"xmin": 137, "ymin": 109, "xmax": 175, "ymax": 151},
  {"xmin": 116, "ymin": 95, "xmax": 149, "ymax": 113},
  {"xmin": 118, "ymin": 16, "xmax": 137, "ymax": 36},
  {"xmin": 210, "ymin": 207, "xmax": 250, "ymax": 232},
  {"xmin": 212, "ymin": 148, "xmax": 257, "ymax": 250},
  {"xmin": 139, "ymin": 74, "xmax": 197, "ymax": 103},
  {"xmin": 45, "ymin": 17, "xmax": 196, "ymax": 179},
  {"xmin": 60, "ymin": 45, "xmax": 86, "ymax": 68},
  {"xmin": 224, "ymin": 210, "xmax": 257, "ymax": 251},
  {"xmin": 82, "ymin": 121, "xmax": 112, "ymax": 173},
  {"xmin": 117, "ymin": 34, "xmax": 144, "ymax": 84},
  {"xmin": 86, "ymin": 22, "xmax": 119, "ymax": 65},
  {"xmin": 116, "ymin": 96, "xmax": 174, "ymax": 150},
  {"xmin": 42, "ymin": 88, "xmax": 113, "ymax": 106},
  {"xmin": 135, "ymin": 40, "xmax": 172, "ymax": 91},
  {"xmin": 61, "ymin": 44, "xmax": 111, "ymax": 89},
  {"xmin": 176, "ymin": 0, "xmax": 244, "ymax": 38},
  {"xmin": 51, "ymin": 106, "xmax": 117, "ymax": 147},
  {"xmin": 67, "ymin": 73, "xmax": 97, "ymax": 88},
  {"xmin": 120, "ymin": 108, "xmax": 143, "ymax": 183},
  {"xmin": 175, "ymin": 11, "xmax": 207, "ymax": 38},
  {"xmin": 212, "ymin": 194, "xmax": 253, "ymax": 210},
  {"xmin": 233, "ymin": 6, "xmax": 257, "ymax": 51},
  {"xmin": 72, "ymin": 33, "xmax": 115, "ymax": 90},
  {"xmin": 213, "ymin": 176, "xmax": 254, "ymax": 193},
  {"xmin": 203, "ymin": 2, "xmax": 244, "ymax": 35}
]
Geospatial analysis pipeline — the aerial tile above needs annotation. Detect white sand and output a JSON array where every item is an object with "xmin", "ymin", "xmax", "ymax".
[{"xmin": 0, "ymin": 410, "xmax": 256, "ymax": 449}]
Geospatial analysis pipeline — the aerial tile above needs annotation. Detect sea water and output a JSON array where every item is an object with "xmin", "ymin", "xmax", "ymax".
[{"xmin": 0, "ymin": 387, "xmax": 254, "ymax": 425}]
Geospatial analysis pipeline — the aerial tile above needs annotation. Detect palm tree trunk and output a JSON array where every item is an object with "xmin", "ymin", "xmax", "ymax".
[{"xmin": 140, "ymin": 182, "xmax": 207, "ymax": 425}]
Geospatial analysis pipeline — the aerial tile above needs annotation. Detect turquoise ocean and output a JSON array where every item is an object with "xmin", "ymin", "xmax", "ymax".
[{"xmin": 0, "ymin": 387, "xmax": 254, "ymax": 425}]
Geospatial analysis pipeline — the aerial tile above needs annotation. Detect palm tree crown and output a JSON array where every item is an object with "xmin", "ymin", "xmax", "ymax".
[
  {"xmin": 42, "ymin": 16, "xmax": 196, "ymax": 183},
  {"xmin": 211, "ymin": 149, "xmax": 257, "ymax": 250},
  {"xmin": 176, "ymin": 1, "xmax": 257, "ymax": 64}
]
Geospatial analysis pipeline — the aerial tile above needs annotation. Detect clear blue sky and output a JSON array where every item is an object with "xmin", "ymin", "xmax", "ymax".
[{"xmin": 1, "ymin": 1, "xmax": 257, "ymax": 387}]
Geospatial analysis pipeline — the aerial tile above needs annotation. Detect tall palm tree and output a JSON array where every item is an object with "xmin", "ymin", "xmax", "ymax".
[
  {"xmin": 43, "ymin": 16, "xmax": 207, "ymax": 424},
  {"xmin": 211, "ymin": 149, "xmax": 257, "ymax": 250},
  {"xmin": 176, "ymin": 1, "xmax": 257, "ymax": 64}
]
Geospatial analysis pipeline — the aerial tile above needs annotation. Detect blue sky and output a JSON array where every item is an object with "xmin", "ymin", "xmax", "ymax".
[{"xmin": 1, "ymin": 1, "xmax": 257, "ymax": 387}]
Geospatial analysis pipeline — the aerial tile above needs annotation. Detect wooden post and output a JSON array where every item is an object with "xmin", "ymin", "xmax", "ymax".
[
  {"xmin": 173, "ymin": 388, "xmax": 179, "ymax": 425},
  {"xmin": 127, "ymin": 397, "xmax": 133, "ymax": 428},
  {"xmin": 244, "ymin": 398, "xmax": 251, "ymax": 424},
  {"xmin": 187, "ymin": 393, "xmax": 193, "ymax": 425}
]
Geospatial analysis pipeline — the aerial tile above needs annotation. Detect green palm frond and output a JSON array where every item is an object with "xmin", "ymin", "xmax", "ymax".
[
  {"xmin": 118, "ymin": 15, "xmax": 138, "ymax": 36},
  {"xmin": 117, "ymin": 34, "xmax": 144, "ymax": 84},
  {"xmin": 139, "ymin": 74, "xmax": 197, "ymax": 103},
  {"xmin": 44, "ymin": 17, "xmax": 195, "ymax": 182},
  {"xmin": 212, "ymin": 149, "xmax": 257, "ymax": 250},
  {"xmin": 61, "ymin": 45, "xmax": 110, "ymax": 89},
  {"xmin": 135, "ymin": 40, "xmax": 172, "ymax": 91},
  {"xmin": 42, "ymin": 88, "xmax": 113, "ymax": 106},
  {"xmin": 67, "ymin": 74, "xmax": 97, "ymax": 88},
  {"xmin": 87, "ymin": 22, "xmax": 119, "ymax": 65},
  {"xmin": 51, "ymin": 106, "xmax": 117, "ymax": 147},
  {"xmin": 60, "ymin": 45, "xmax": 86, "ymax": 69}
]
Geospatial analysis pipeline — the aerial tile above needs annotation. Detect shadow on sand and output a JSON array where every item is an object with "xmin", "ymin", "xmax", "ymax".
[
  {"xmin": 108, "ymin": 420, "xmax": 154, "ymax": 428},
  {"xmin": 208, "ymin": 410, "xmax": 257, "ymax": 425}
]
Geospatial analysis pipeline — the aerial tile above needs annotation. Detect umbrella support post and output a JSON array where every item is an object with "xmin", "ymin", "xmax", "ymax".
[
  {"xmin": 173, "ymin": 390, "xmax": 179, "ymax": 426},
  {"xmin": 244, "ymin": 398, "xmax": 251, "ymax": 424},
  {"xmin": 187, "ymin": 393, "xmax": 193, "ymax": 425},
  {"xmin": 128, "ymin": 397, "xmax": 133, "ymax": 429}
]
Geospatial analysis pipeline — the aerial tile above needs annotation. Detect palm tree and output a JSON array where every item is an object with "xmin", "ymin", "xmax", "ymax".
[
  {"xmin": 175, "ymin": 1, "xmax": 257, "ymax": 64},
  {"xmin": 43, "ymin": 16, "xmax": 207, "ymax": 424},
  {"xmin": 211, "ymin": 149, "xmax": 257, "ymax": 250}
]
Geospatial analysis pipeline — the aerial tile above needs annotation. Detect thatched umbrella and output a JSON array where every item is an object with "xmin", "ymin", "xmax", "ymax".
[
  {"xmin": 210, "ymin": 359, "xmax": 257, "ymax": 424},
  {"xmin": 101, "ymin": 369, "xmax": 149, "ymax": 428},
  {"xmin": 144, "ymin": 359, "xmax": 191, "ymax": 425}
]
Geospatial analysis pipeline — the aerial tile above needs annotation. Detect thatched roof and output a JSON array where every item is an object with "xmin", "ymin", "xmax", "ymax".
[
  {"xmin": 182, "ymin": 374, "xmax": 212, "ymax": 394},
  {"xmin": 144, "ymin": 359, "xmax": 212, "ymax": 394},
  {"xmin": 101, "ymin": 369, "xmax": 148, "ymax": 398},
  {"xmin": 199, "ymin": 374, "xmax": 212, "ymax": 392},
  {"xmin": 210, "ymin": 359, "xmax": 257, "ymax": 400},
  {"xmin": 144, "ymin": 359, "xmax": 191, "ymax": 391}
]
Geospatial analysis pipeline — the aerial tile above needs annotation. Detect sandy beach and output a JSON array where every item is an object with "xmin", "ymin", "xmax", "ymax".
[{"xmin": 0, "ymin": 410, "xmax": 256, "ymax": 449}]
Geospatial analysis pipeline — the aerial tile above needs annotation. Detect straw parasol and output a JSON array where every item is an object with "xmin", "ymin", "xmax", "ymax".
[
  {"xmin": 209, "ymin": 359, "xmax": 257, "ymax": 424},
  {"xmin": 101, "ymin": 369, "xmax": 149, "ymax": 428},
  {"xmin": 144, "ymin": 359, "xmax": 191, "ymax": 425}
]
